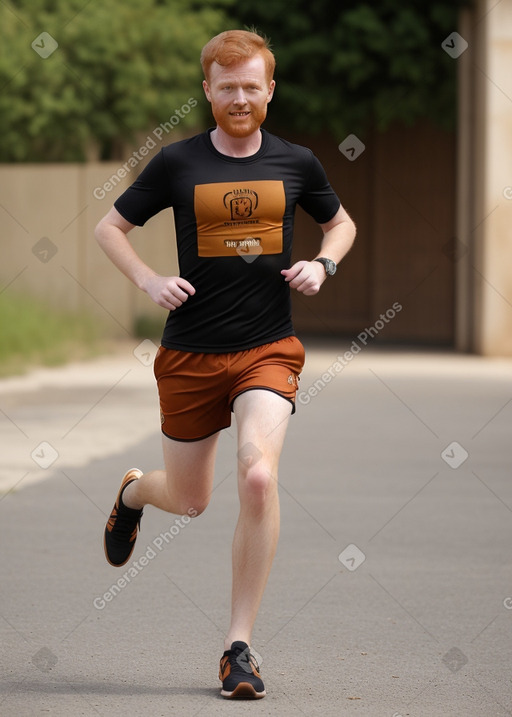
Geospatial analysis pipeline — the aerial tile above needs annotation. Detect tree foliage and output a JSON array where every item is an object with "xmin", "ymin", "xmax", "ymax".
[
  {"xmin": 0, "ymin": 0, "xmax": 232, "ymax": 161},
  {"xmin": 229, "ymin": 0, "xmax": 472, "ymax": 138}
]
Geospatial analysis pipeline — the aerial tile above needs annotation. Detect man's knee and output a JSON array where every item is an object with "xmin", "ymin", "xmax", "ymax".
[
  {"xmin": 172, "ymin": 494, "xmax": 210, "ymax": 517},
  {"xmin": 164, "ymin": 471, "xmax": 211, "ymax": 516},
  {"xmin": 239, "ymin": 463, "xmax": 277, "ymax": 504}
]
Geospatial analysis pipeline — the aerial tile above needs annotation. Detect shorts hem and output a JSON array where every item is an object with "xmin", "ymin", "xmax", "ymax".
[
  {"xmin": 160, "ymin": 426, "xmax": 228, "ymax": 442},
  {"xmin": 231, "ymin": 387, "xmax": 296, "ymax": 415}
]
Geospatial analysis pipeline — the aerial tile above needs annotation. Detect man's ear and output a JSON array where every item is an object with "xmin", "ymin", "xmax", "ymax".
[
  {"xmin": 267, "ymin": 79, "xmax": 276, "ymax": 103},
  {"xmin": 202, "ymin": 80, "xmax": 212, "ymax": 103}
]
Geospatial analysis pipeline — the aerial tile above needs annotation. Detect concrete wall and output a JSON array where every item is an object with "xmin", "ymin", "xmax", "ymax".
[
  {"xmin": 469, "ymin": 0, "xmax": 512, "ymax": 355},
  {"xmin": 0, "ymin": 163, "xmax": 179, "ymax": 338}
]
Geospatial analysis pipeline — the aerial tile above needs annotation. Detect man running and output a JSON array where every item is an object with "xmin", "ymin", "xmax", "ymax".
[{"xmin": 95, "ymin": 29, "xmax": 356, "ymax": 699}]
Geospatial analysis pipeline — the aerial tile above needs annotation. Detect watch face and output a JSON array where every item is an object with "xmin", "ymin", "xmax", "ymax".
[
  {"xmin": 323, "ymin": 259, "xmax": 336, "ymax": 275},
  {"xmin": 315, "ymin": 257, "xmax": 336, "ymax": 275}
]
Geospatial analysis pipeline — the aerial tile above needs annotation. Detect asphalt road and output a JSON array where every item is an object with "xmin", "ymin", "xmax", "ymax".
[{"xmin": 1, "ymin": 340, "xmax": 511, "ymax": 716}]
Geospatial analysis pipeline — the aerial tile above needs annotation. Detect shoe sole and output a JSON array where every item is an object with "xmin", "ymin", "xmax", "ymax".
[
  {"xmin": 103, "ymin": 468, "xmax": 143, "ymax": 568},
  {"xmin": 221, "ymin": 683, "xmax": 266, "ymax": 699}
]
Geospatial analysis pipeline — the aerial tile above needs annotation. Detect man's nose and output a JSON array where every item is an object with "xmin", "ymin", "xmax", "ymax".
[{"xmin": 232, "ymin": 88, "xmax": 247, "ymax": 104}]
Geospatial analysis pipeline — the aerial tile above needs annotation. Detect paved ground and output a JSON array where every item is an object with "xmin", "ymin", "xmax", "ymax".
[{"xmin": 1, "ymin": 339, "xmax": 511, "ymax": 716}]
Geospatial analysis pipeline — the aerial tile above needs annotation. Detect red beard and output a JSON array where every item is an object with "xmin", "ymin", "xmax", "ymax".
[{"xmin": 211, "ymin": 104, "xmax": 268, "ymax": 138}]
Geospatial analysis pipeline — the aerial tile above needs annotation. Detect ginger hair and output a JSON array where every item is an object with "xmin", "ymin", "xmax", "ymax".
[{"xmin": 201, "ymin": 30, "xmax": 275, "ymax": 84}]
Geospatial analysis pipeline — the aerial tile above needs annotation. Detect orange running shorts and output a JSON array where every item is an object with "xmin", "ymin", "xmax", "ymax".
[{"xmin": 153, "ymin": 336, "xmax": 305, "ymax": 441}]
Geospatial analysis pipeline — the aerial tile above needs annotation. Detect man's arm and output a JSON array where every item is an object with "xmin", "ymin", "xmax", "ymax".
[
  {"xmin": 94, "ymin": 206, "xmax": 195, "ymax": 311},
  {"xmin": 281, "ymin": 205, "xmax": 356, "ymax": 295}
]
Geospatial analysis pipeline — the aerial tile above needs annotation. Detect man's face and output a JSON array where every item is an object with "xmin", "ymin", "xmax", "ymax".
[{"xmin": 203, "ymin": 54, "xmax": 275, "ymax": 138}]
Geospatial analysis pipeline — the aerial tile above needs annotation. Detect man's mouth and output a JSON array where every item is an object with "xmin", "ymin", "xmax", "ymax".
[{"xmin": 230, "ymin": 111, "xmax": 250, "ymax": 117}]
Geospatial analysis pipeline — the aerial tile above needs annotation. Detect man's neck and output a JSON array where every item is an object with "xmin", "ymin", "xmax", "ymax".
[{"xmin": 209, "ymin": 127, "xmax": 262, "ymax": 158}]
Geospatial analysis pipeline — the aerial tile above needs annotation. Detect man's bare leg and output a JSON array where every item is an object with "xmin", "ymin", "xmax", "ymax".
[
  {"xmin": 118, "ymin": 390, "xmax": 290, "ymax": 650},
  {"xmin": 122, "ymin": 432, "xmax": 219, "ymax": 516},
  {"xmin": 224, "ymin": 389, "xmax": 292, "ymax": 650}
]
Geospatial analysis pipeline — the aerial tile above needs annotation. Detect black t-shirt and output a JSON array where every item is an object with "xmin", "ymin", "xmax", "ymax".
[{"xmin": 114, "ymin": 129, "xmax": 341, "ymax": 352}]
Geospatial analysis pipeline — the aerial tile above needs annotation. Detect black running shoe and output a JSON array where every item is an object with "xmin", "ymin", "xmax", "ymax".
[
  {"xmin": 219, "ymin": 641, "xmax": 266, "ymax": 699},
  {"xmin": 103, "ymin": 469, "xmax": 143, "ymax": 567}
]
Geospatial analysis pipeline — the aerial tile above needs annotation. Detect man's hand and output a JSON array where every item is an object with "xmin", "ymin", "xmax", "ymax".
[
  {"xmin": 281, "ymin": 261, "xmax": 326, "ymax": 296},
  {"xmin": 143, "ymin": 275, "xmax": 196, "ymax": 310}
]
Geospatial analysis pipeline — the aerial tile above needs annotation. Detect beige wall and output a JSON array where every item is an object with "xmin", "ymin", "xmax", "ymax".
[
  {"xmin": 470, "ymin": 0, "xmax": 512, "ymax": 355},
  {"xmin": 0, "ymin": 163, "xmax": 179, "ymax": 338}
]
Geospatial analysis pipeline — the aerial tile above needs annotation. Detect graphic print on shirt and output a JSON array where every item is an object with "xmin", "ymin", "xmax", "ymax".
[{"xmin": 194, "ymin": 180, "xmax": 285, "ymax": 257}]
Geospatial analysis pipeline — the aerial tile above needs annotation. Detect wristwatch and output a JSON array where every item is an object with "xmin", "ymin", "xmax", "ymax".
[{"xmin": 314, "ymin": 257, "xmax": 337, "ymax": 276}]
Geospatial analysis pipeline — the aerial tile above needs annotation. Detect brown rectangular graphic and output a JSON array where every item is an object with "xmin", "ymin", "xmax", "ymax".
[{"xmin": 194, "ymin": 180, "xmax": 285, "ymax": 257}]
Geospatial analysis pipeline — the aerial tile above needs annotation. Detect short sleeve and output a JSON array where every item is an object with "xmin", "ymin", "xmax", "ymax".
[
  {"xmin": 297, "ymin": 153, "xmax": 341, "ymax": 224},
  {"xmin": 114, "ymin": 149, "xmax": 173, "ymax": 226}
]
